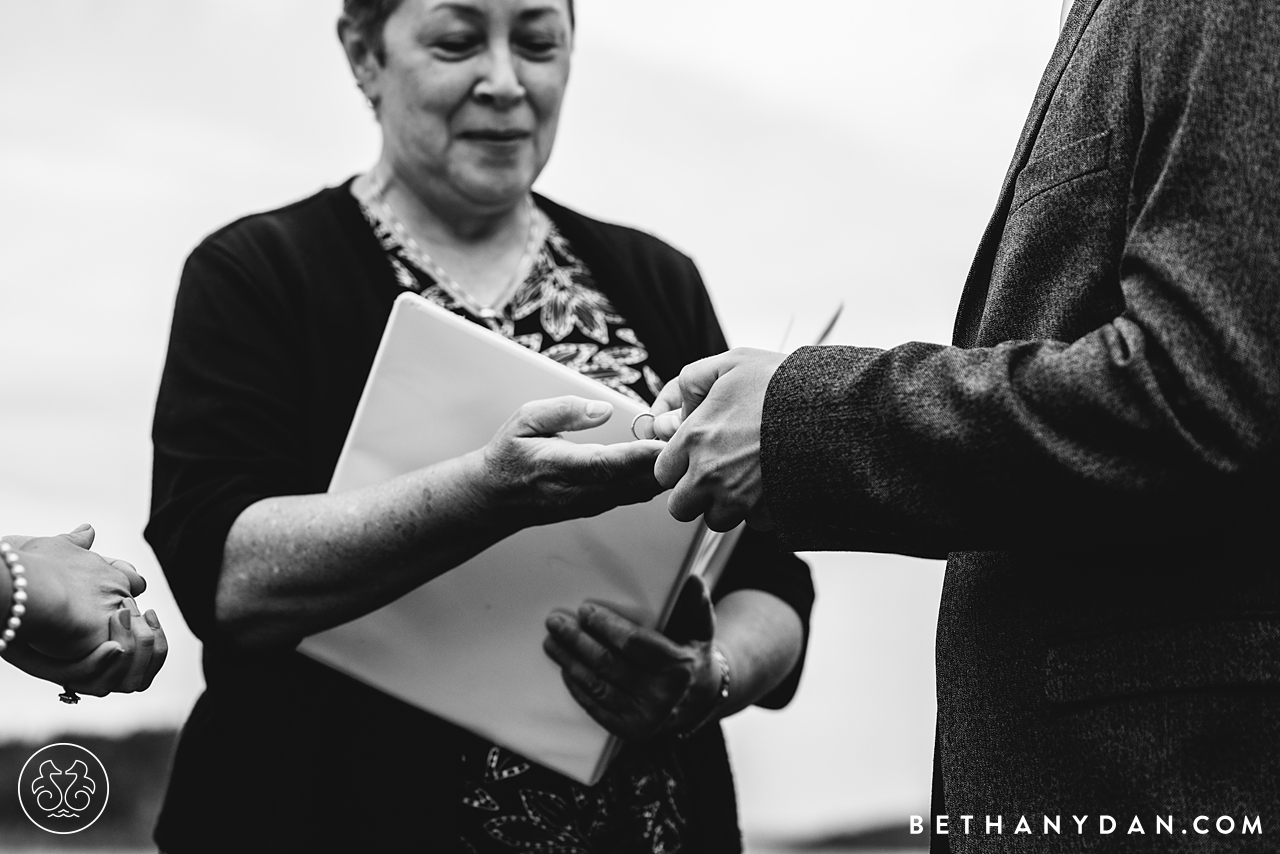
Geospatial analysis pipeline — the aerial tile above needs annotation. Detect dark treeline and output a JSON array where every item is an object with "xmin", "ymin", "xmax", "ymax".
[{"xmin": 0, "ymin": 729, "xmax": 178, "ymax": 849}]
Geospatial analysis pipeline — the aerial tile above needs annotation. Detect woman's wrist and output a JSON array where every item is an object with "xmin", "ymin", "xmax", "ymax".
[
  {"xmin": 0, "ymin": 540, "xmax": 29, "ymax": 652},
  {"xmin": 465, "ymin": 445, "xmax": 547, "ymax": 538},
  {"xmin": 453, "ymin": 449, "xmax": 520, "ymax": 538},
  {"xmin": 675, "ymin": 644, "xmax": 732, "ymax": 738},
  {"xmin": 0, "ymin": 542, "xmax": 70, "ymax": 646},
  {"xmin": 0, "ymin": 542, "xmax": 13, "ymax": 648}
]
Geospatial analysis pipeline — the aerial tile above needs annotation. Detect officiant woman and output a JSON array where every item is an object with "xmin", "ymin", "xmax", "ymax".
[{"xmin": 145, "ymin": 1, "xmax": 813, "ymax": 850}]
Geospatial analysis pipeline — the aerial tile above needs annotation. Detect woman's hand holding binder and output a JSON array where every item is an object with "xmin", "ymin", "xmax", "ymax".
[{"xmin": 542, "ymin": 575, "xmax": 723, "ymax": 741}]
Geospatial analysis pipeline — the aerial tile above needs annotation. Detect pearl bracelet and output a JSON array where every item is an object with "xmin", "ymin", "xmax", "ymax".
[{"xmin": 0, "ymin": 540, "xmax": 29, "ymax": 653}]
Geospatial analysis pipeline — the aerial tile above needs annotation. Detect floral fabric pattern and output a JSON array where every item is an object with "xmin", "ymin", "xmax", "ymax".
[
  {"xmin": 360, "ymin": 202, "xmax": 665, "ymax": 405},
  {"xmin": 457, "ymin": 744, "xmax": 687, "ymax": 854}
]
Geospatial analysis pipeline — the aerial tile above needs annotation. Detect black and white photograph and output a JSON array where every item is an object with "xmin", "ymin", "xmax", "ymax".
[{"xmin": 2, "ymin": 1, "xmax": 1277, "ymax": 852}]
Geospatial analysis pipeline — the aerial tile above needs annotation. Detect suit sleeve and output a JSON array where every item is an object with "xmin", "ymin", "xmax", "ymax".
[
  {"xmin": 145, "ymin": 235, "xmax": 312, "ymax": 642},
  {"xmin": 761, "ymin": 0, "xmax": 1280, "ymax": 556}
]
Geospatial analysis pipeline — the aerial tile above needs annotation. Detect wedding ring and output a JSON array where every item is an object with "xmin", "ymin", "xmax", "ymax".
[
  {"xmin": 630, "ymin": 412, "xmax": 657, "ymax": 441},
  {"xmin": 59, "ymin": 689, "xmax": 81, "ymax": 705}
]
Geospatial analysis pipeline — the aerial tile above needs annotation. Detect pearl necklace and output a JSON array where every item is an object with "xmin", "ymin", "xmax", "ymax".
[{"xmin": 368, "ymin": 170, "xmax": 544, "ymax": 320}]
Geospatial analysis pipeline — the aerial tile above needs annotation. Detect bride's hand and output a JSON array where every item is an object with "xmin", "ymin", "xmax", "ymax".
[{"xmin": 5, "ymin": 526, "xmax": 146, "ymax": 661}]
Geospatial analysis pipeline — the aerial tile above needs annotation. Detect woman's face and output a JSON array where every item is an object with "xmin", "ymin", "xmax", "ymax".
[{"xmin": 363, "ymin": 0, "xmax": 573, "ymax": 213}]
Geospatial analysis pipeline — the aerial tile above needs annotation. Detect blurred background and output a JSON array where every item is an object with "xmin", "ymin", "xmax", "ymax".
[{"xmin": 0, "ymin": 1, "xmax": 1060, "ymax": 850}]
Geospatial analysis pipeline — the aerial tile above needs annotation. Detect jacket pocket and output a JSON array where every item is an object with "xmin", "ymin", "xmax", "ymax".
[
  {"xmin": 1045, "ymin": 617, "xmax": 1280, "ymax": 705},
  {"xmin": 1011, "ymin": 128, "xmax": 1112, "ymax": 213}
]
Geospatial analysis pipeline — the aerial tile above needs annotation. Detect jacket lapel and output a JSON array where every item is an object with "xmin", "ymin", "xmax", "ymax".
[{"xmin": 951, "ymin": 0, "xmax": 1105, "ymax": 347}]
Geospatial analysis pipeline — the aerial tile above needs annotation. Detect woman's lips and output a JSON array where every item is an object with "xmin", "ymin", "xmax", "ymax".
[{"xmin": 460, "ymin": 130, "xmax": 531, "ymax": 142}]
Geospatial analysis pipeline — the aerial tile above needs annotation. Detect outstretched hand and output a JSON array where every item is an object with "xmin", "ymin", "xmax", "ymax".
[
  {"xmin": 543, "ymin": 575, "xmax": 723, "ymax": 740},
  {"xmin": 481, "ymin": 396, "xmax": 666, "ymax": 529},
  {"xmin": 650, "ymin": 348, "xmax": 786, "ymax": 531}
]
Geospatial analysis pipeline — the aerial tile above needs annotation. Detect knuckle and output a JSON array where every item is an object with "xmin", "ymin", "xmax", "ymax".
[
  {"xmin": 617, "ymin": 632, "xmax": 637, "ymax": 654},
  {"xmin": 679, "ymin": 360, "xmax": 702, "ymax": 384},
  {"xmin": 585, "ymin": 450, "xmax": 614, "ymax": 481},
  {"xmin": 619, "ymin": 633, "xmax": 646, "ymax": 660},
  {"xmin": 592, "ymin": 644, "xmax": 617, "ymax": 673},
  {"xmin": 677, "ymin": 368, "xmax": 697, "ymax": 395}
]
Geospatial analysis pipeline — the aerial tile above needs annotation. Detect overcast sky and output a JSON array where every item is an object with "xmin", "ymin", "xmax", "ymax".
[{"xmin": 0, "ymin": 0, "xmax": 1062, "ymax": 837}]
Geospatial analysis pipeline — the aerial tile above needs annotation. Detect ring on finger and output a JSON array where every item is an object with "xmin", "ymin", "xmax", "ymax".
[{"xmin": 586, "ymin": 676, "xmax": 610, "ymax": 701}]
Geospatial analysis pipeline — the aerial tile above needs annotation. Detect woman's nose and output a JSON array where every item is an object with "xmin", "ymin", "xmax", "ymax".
[{"xmin": 473, "ymin": 47, "xmax": 526, "ymax": 108}]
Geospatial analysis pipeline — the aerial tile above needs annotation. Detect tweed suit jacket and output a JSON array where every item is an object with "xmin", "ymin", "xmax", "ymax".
[{"xmin": 761, "ymin": 0, "xmax": 1280, "ymax": 851}]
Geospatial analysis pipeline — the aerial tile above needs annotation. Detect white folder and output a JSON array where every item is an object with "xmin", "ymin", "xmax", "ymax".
[{"xmin": 298, "ymin": 292, "xmax": 738, "ymax": 785}]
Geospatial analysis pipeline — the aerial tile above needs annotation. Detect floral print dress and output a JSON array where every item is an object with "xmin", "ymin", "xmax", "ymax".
[{"xmin": 359, "ymin": 199, "xmax": 691, "ymax": 854}]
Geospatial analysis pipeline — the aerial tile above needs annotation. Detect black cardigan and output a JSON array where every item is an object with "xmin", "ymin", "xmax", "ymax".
[{"xmin": 146, "ymin": 181, "xmax": 814, "ymax": 852}]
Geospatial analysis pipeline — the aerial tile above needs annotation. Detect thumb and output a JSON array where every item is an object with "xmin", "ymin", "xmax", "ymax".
[
  {"xmin": 508, "ymin": 396, "xmax": 613, "ymax": 438},
  {"xmin": 651, "ymin": 410, "xmax": 684, "ymax": 442},
  {"xmin": 650, "ymin": 377, "xmax": 684, "ymax": 417},
  {"xmin": 60, "ymin": 524, "xmax": 95, "ymax": 550},
  {"xmin": 2, "ymin": 640, "xmax": 124, "ymax": 685},
  {"xmin": 636, "ymin": 378, "xmax": 685, "ymax": 441}
]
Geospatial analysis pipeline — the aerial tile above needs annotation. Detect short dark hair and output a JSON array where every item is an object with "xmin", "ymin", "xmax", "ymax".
[{"xmin": 342, "ymin": 0, "xmax": 575, "ymax": 63}]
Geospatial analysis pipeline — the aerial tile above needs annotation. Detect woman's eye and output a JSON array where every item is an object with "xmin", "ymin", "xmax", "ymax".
[
  {"xmin": 432, "ymin": 34, "xmax": 482, "ymax": 57},
  {"xmin": 517, "ymin": 36, "xmax": 560, "ymax": 59}
]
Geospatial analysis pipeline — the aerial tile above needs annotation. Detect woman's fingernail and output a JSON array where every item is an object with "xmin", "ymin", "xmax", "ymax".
[
  {"xmin": 585, "ymin": 401, "xmax": 610, "ymax": 418},
  {"xmin": 119, "ymin": 609, "xmax": 132, "ymax": 630},
  {"xmin": 125, "ymin": 597, "xmax": 142, "ymax": 616},
  {"xmin": 73, "ymin": 523, "xmax": 92, "ymax": 533},
  {"xmin": 144, "ymin": 610, "xmax": 160, "ymax": 630}
]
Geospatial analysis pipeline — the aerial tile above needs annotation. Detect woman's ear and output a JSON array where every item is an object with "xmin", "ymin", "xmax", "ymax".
[{"xmin": 337, "ymin": 16, "xmax": 383, "ymax": 109}]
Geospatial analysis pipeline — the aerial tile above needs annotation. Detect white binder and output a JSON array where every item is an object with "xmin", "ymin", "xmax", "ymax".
[{"xmin": 298, "ymin": 292, "xmax": 738, "ymax": 785}]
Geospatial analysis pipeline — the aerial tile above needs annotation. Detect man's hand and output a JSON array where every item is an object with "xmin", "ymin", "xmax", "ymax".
[
  {"xmin": 3, "ymin": 604, "xmax": 169, "ymax": 695},
  {"xmin": 651, "ymin": 348, "xmax": 786, "ymax": 531}
]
